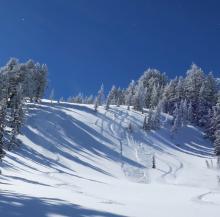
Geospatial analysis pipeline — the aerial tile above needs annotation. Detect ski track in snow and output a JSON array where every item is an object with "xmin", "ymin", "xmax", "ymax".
[
  {"xmin": 1, "ymin": 101, "xmax": 220, "ymax": 217},
  {"xmin": 194, "ymin": 191, "xmax": 220, "ymax": 206},
  {"xmin": 107, "ymin": 107, "xmax": 185, "ymax": 185}
]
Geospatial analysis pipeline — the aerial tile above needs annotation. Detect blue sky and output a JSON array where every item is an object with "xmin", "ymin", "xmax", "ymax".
[{"xmin": 0, "ymin": 0, "xmax": 219, "ymax": 98}]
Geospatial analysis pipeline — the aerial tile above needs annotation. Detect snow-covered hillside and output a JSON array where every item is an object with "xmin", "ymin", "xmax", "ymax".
[{"xmin": 1, "ymin": 100, "xmax": 220, "ymax": 217}]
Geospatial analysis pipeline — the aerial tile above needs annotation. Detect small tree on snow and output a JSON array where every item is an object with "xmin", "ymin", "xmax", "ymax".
[
  {"xmin": 94, "ymin": 84, "xmax": 105, "ymax": 111},
  {"xmin": 49, "ymin": 89, "xmax": 54, "ymax": 104},
  {"xmin": 152, "ymin": 155, "xmax": 156, "ymax": 169},
  {"xmin": 59, "ymin": 97, "xmax": 64, "ymax": 102},
  {"xmin": 125, "ymin": 80, "xmax": 135, "ymax": 110},
  {"xmin": 94, "ymin": 97, "xmax": 98, "ymax": 112},
  {"xmin": 105, "ymin": 95, "xmax": 110, "ymax": 110},
  {"xmin": 128, "ymin": 122, "xmax": 132, "ymax": 133}
]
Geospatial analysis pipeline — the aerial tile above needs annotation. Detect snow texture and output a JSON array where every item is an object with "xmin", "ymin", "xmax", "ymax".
[{"xmin": 0, "ymin": 100, "xmax": 220, "ymax": 217}]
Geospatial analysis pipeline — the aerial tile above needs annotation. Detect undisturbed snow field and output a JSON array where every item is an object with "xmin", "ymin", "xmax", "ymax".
[{"xmin": 1, "ymin": 100, "xmax": 220, "ymax": 217}]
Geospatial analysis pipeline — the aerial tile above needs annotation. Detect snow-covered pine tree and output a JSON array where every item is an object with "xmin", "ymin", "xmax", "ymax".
[
  {"xmin": 105, "ymin": 94, "xmax": 110, "ymax": 110},
  {"xmin": 0, "ymin": 58, "xmax": 47, "ymax": 162},
  {"xmin": 187, "ymin": 101, "xmax": 193, "ymax": 123},
  {"xmin": 143, "ymin": 116, "xmax": 147, "ymax": 130},
  {"xmin": 214, "ymin": 130, "xmax": 220, "ymax": 168},
  {"xmin": 75, "ymin": 93, "xmax": 83, "ymax": 104},
  {"xmin": 145, "ymin": 108, "xmax": 153, "ymax": 130},
  {"xmin": 49, "ymin": 89, "xmax": 54, "ymax": 104},
  {"xmin": 0, "ymin": 74, "xmax": 9, "ymax": 156},
  {"xmin": 116, "ymin": 87, "xmax": 124, "ymax": 107},
  {"xmin": 125, "ymin": 80, "xmax": 136, "ymax": 110},
  {"xmin": 162, "ymin": 77, "xmax": 178, "ymax": 114},
  {"xmin": 150, "ymin": 84, "xmax": 160, "ymax": 108},
  {"xmin": 184, "ymin": 63, "xmax": 205, "ymax": 124},
  {"xmin": 171, "ymin": 104, "xmax": 182, "ymax": 133},
  {"xmin": 23, "ymin": 60, "xmax": 36, "ymax": 101},
  {"xmin": 175, "ymin": 76, "xmax": 185, "ymax": 102},
  {"xmin": 94, "ymin": 84, "xmax": 105, "ymax": 112},
  {"xmin": 182, "ymin": 99, "xmax": 188, "ymax": 126},
  {"xmin": 0, "ymin": 99, "xmax": 7, "ymax": 161},
  {"xmin": 59, "ymin": 97, "xmax": 64, "ymax": 102},
  {"xmin": 94, "ymin": 97, "xmax": 98, "ymax": 112},
  {"xmin": 133, "ymin": 82, "xmax": 145, "ymax": 113},
  {"xmin": 1, "ymin": 59, "xmax": 25, "ymax": 150},
  {"xmin": 151, "ymin": 102, "xmax": 162, "ymax": 129},
  {"xmin": 8, "ymin": 83, "xmax": 24, "ymax": 150},
  {"xmin": 0, "ymin": 98, "xmax": 7, "ymax": 162},
  {"xmin": 152, "ymin": 155, "xmax": 156, "ymax": 169},
  {"xmin": 116, "ymin": 97, "xmax": 120, "ymax": 107},
  {"xmin": 107, "ymin": 85, "xmax": 118, "ymax": 105},
  {"xmin": 197, "ymin": 73, "xmax": 217, "ymax": 126},
  {"xmin": 204, "ymin": 108, "xmax": 215, "ymax": 139},
  {"xmin": 137, "ymin": 68, "xmax": 167, "ymax": 109},
  {"xmin": 34, "ymin": 63, "xmax": 48, "ymax": 102},
  {"xmin": 213, "ymin": 104, "xmax": 220, "ymax": 167},
  {"xmin": 87, "ymin": 95, "xmax": 94, "ymax": 104}
]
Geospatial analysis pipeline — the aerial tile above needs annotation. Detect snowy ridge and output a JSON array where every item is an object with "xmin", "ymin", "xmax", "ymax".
[{"xmin": 0, "ymin": 100, "xmax": 220, "ymax": 217}]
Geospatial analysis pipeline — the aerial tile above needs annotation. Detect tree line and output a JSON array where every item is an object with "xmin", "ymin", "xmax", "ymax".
[
  {"xmin": 67, "ymin": 63, "xmax": 220, "ymax": 164},
  {"xmin": 0, "ymin": 58, "xmax": 47, "ymax": 162}
]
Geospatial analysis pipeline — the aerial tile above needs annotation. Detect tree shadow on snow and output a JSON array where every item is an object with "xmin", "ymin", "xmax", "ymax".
[
  {"xmin": 14, "ymin": 103, "xmax": 143, "ymax": 178},
  {"xmin": 0, "ymin": 191, "xmax": 126, "ymax": 217}
]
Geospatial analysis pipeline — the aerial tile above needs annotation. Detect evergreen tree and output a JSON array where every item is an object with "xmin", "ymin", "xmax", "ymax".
[
  {"xmin": 150, "ymin": 84, "xmax": 159, "ymax": 108},
  {"xmin": 162, "ymin": 77, "xmax": 178, "ymax": 114},
  {"xmin": 143, "ymin": 116, "xmax": 147, "ymax": 130},
  {"xmin": 107, "ymin": 85, "xmax": 118, "ymax": 105},
  {"xmin": 94, "ymin": 84, "xmax": 104, "ymax": 111},
  {"xmin": 152, "ymin": 155, "xmax": 156, "ymax": 169},
  {"xmin": 128, "ymin": 122, "xmax": 132, "ymax": 133},
  {"xmin": 49, "ymin": 89, "xmax": 54, "ymax": 104},
  {"xmin": 197, "ymin": 73, "xmax": 217, "ymax": 126},
  {"xmin": 214, "ymin": 130, "xmax": 220, "ymax": 168},
  {"xmin": 116, "ymin": 87, "xmax": 124, "ymax": 107},
  {"xmin": 184, "ymin": 63, "xmax": 205, "ymax": 123},
  {"xmin": 125, "ymin": 80, "xmax": 136, "ymax": 110},
  {"xmin": 133, "ymin": 82, "xmax": 145, "ymax": 113},
  {"xmin": 137, "ymin": 68, "xmax": 167, "ymax": 109},
  {"xmin": 0, "ymin": 99, "xmax": 7, "ymax": 161},
  {"xmin": 94, "ymin": 97, "xmax": 98, "ymax": 112},
  {"xmin": 213, "ymin": 104, "xmax": 220, "ymax": 167},
  {"xmin": 34, "ymin": 63, "xmax": 48, "ymax": 102},
  {"xmin": 87, "ymin": 95, "xmax": 94, "ymax": 104},
  {"xmin": 171, "ymin": 104, "xmax": 181, "ymax": 133},
  {"xmin": 151, "ymin": 103, "xmax": 161, "ymax": 129},
  {"xmin": 187, "ymin": 101, "xmax": 193, "ymax": 123},
  {"xmin": 175, "ymin": 76, "xmax": 185, "ymax": 101},
  {"xmin": 0, "ymin": 58, "xmax": 47, "ymax": 162},
  {"xmin": 182, "ymin": 99, "xmax": 188, "ymax": 126},
  {"xmin": 145, "ymin": 108, "xmax": 153, "ymax": 130},
  {"xmin": 105, "ymin": 94, "xmax": 110, "ymax": 110}
]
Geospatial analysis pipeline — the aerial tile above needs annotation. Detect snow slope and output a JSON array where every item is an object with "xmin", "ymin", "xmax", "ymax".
[{"xmin": 0, "ymin": 100, "xmax": 220, "ymax": 217}]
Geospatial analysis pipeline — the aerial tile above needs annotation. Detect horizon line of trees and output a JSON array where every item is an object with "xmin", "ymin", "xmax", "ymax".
[
  {"xmin": 0, "ymin": 58, "xmax": 48, "ymax": 164},
  {"xmin": 66, "ymin": 63, "xmax": 220, "ymax": 163}
]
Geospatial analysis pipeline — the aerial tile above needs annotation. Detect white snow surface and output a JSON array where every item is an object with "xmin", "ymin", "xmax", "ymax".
[{"xmin": 1, "ymin": 100, "xmax": 220, "ymax": 217}]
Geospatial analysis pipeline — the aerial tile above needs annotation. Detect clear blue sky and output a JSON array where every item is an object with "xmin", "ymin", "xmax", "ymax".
[{"xmin": 0, "ymin": 0, "xmax": 219, "ymax": 98}]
